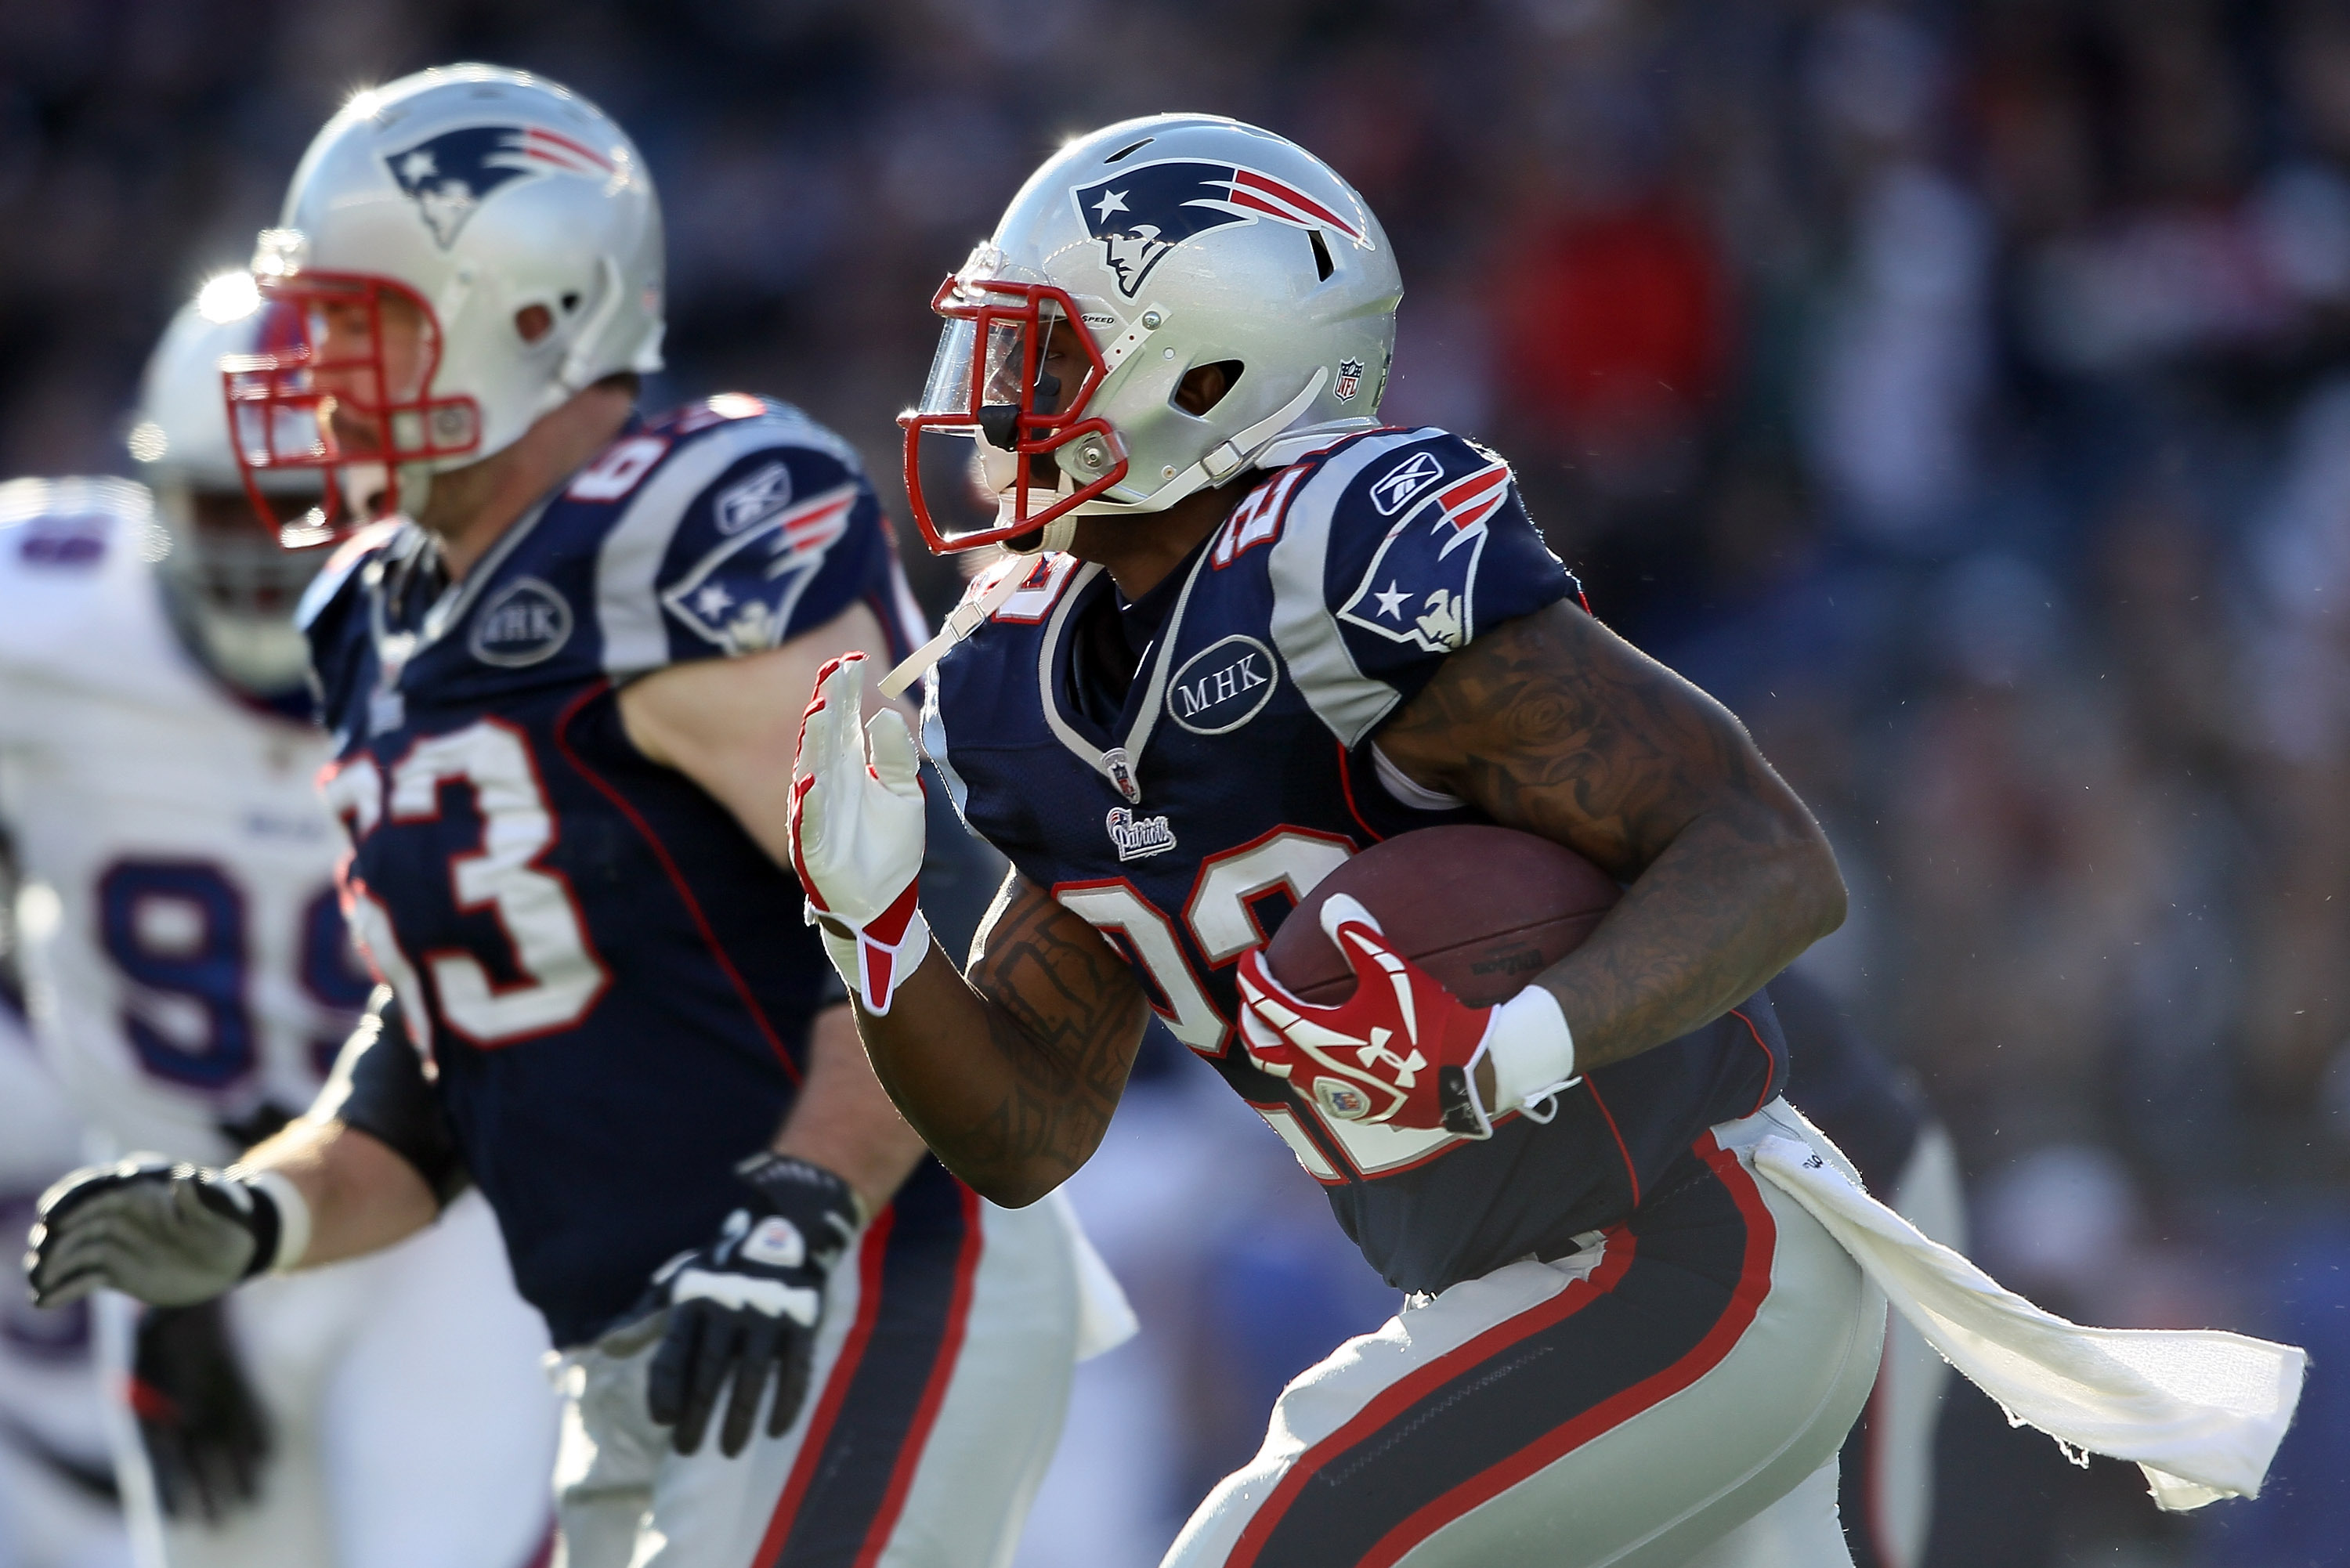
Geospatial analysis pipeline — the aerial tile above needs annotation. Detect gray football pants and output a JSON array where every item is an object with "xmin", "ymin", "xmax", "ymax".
[{"xmin": 1165, "ymin": 1100, "xmax": 1885, "ymax": 1567}]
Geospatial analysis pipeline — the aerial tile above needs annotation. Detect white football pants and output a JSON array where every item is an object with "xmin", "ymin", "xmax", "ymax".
[
  {"xmin": 94, "ymin": 1190, "xmax": 559, "ymax": 1568},
  {"xmin": 1162, "ymin": 1099, "xmax": 1885, "ymax": 1568},
  {"xmin": 551, "ymin": 1189, "xmax": 1097, "ymax": 1568}
]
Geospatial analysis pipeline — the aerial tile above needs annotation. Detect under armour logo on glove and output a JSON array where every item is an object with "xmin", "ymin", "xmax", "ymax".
[
  {"xmin": 1235, "ymin": 895, "xmax": 1500, "ymax": 1138},
  {"xmin": 789, "ymin": 653, "xmax": 931, "ymax": 1013}
]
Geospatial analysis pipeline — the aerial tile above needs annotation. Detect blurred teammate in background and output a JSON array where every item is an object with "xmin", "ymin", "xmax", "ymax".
[
  {"xmin": 0, "ymin": 859, "xmax": 129, "ymax": 1568},
  {"xmin": 0, "ymin": 291, "xmax": 559, "ymax": 1568},
  {"xmin": 28, "ymin": 64, "xmax": 1117, "ymax": 1568}
]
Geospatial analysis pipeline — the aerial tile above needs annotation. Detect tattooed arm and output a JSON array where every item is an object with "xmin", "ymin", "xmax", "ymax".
[
  {"xmin": 1374, "ymin": 598, "xmax": 1845, "ymax": 1075},
  {"xmin": 851, "ymin": 871, "xmax": 1150, "ymax": 1206}
]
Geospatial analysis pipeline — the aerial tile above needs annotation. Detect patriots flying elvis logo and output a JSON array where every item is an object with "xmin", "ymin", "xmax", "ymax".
[
  {"xmin": 384, "ymin": 124, "xmax": 615, "ymax": 247},
  {"xmin": 1071, "ymin": 161, "xmax": 1368, "ymax": 298}
]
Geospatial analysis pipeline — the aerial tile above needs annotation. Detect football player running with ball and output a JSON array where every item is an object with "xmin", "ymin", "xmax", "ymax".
[
  {"xmin": 27, "ymin": 66, "xmax": 1119, "ymax": 1568},
  {"xmin": 3, "ymin": 296, "xmax": 557, "ymax": 1568},
  {"xmin": 797, "ymin": 114, "xmax": 1882, "ymax": 1566}
]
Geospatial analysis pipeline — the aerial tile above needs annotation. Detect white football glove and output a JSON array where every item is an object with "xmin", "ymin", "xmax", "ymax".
[{"xmin": 789, "ymin": 653, "xmax": 931, "ymax": 1013}]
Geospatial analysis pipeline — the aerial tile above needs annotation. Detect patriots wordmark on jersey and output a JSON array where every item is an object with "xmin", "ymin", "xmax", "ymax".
[
  {"xmin": 301, "ymin": 396, "xmax": 935, "ymax": 1347},
  {"xmin": 927, "ymin": 427, "xmax": 1789, "ymax": 1295},
  {"xmin": 0, "ymin": 478, "xmax": 373, "ymax": 1166}
]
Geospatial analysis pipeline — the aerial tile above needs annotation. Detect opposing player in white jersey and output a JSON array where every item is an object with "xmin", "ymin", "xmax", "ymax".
[
  {"xmin": 0, "ymin": 292, "xmax": 558, "ymax": 1568},
  {"xmin": 0, "ymin": 941, "xmax": 132, "ymax": 1568}
]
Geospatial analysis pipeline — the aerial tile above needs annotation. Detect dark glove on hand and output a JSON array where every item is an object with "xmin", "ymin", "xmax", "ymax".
[
  {"xmin": 643, "ymin": 1154, "xmax": 862, "ymax": 1458},
  {"xmin": 131, "ymin": 1299, "xmax": 271, "ymax": 1522}
]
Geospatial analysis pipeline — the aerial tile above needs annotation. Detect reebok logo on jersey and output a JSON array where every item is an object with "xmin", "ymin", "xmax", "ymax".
[
  {"xmin": 714, "ymin": 461, "xmax": 792, "ymax": 536},
  {"xmin": 1105, "ymin": 807, "xmax": 1178, "ymax": 862},
  {"xmin": 1166, "ymin": 635, "xmax": 1278, "ymax": 735},
  {"xmin": 384, "ymin": 125, "xmax": 616, "ymax": 247},
  {"xmin": 468, "ymin": 576, "xmax": 573, "ymax": 667},
  {"xmin": 1368, "ymin": 450, "xmax": 1445, "ymax": 517}
]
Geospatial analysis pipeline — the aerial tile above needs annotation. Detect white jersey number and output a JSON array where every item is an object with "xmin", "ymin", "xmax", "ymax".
[
  {"xmin": 335, "ymin": 719, "xmax": 611, "ymax": 1048},
  {"xmin": 1055, "ymin": 829, "xmax": 1453, "ymax": 1179}
]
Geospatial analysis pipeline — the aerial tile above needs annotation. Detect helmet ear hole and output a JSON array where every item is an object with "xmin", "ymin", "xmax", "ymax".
[
  {"xmin": 1175, "ymin": 360, "xmax": 1244, "ymax": 417},
  {"xmin": 1310, "ymin": 229, "xmax": 1334, "ymax": 282},
  {"xmin": 514, "ymin": 304, "xmax": 555, "ymax": 344}
]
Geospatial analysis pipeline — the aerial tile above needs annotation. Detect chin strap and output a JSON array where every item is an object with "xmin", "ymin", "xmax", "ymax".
[
  {"xmin": 880, "ymin": 563, "xmax": 1030, "ymax": 700},
  {"xmin": 1097, "ymin": 367, "xmax": 1329, "ymax": 518}
]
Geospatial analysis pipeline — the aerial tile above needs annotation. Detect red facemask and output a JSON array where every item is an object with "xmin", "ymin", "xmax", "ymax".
[
  {"xmin": 219, "ymin": 272, "xmax": 479, "ymax": 535},
  {"xmin": 898, "ymin": 272, "xmax": 1129, "ymax": 554}
]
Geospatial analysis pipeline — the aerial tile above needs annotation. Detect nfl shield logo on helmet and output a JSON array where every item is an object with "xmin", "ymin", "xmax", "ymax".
[
  {"xmin": 385, "ymin": 125, "xmax": 617, "ymax": 247},
  {"xmin": 1335, "ymin": 358, "xmax": 1365, "ymax": 402},
  {"xmin": 1070, "ymin": 161, "xmax": 1369, "ymax": 299}
]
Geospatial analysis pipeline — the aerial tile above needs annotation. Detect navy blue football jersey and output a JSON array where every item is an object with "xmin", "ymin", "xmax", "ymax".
[
  {"xmin": 301, "ymin": 396, "xmax": 933, "ymax": 1346},
  {"xmin": 927, "ymin": 427, "xmax": 1787, "ymax": 1297}
]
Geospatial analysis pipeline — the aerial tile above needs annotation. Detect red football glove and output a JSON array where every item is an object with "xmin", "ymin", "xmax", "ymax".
[{"xmin": 1235, "ymin": 895, "xmax": 1500, "ymax": 1139}]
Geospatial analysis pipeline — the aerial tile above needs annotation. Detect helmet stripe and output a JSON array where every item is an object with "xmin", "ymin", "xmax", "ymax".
[
  {"xmin": 1231, "ymin": 168, "xmax": 1361, "ymax": 242},
  {"xmin": 523, "ymin": 125, "xmax": 614, "ymax": 172}
]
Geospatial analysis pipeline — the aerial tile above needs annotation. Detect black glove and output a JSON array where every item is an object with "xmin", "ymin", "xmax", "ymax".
[
  {"xmin": 25, "ymin": 1159, "xmax": 284, "ymax": 1309},
  {"xmin": 130, "ymin": 1299, "xmax": 272, "ymax": 1522},
  {"xmin": 643, "ymin": 1154, "xmax": 862, "ymax": 1458}
]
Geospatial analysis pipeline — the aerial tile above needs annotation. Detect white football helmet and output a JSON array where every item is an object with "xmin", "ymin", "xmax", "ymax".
[
  {"xmin": 902, "ymin": 114, "xmax": 1402, "ymax": 553},
  {"xmin": 224, "ymin": 63, "xmax": 664, "ymax": 526},
  {"xmin": 132, "ymin": 281, "xmax": 334, "ymax": 693}
]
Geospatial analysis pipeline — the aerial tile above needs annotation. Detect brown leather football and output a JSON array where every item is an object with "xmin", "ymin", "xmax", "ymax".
[{"xmin": 1264, "ymin": 825, "xmax": 1622, "ymax": 1007}]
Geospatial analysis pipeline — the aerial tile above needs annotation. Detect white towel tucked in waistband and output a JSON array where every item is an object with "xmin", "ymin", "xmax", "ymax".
[{"xmin": 1752, "ymin": 1135, "xmax": 2306, "ymax": 1512}]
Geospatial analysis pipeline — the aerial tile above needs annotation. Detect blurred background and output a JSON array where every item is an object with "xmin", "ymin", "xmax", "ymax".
[{"xmin": 5, "ymin": 0, "xmax": 2349, "ymax": 1563}]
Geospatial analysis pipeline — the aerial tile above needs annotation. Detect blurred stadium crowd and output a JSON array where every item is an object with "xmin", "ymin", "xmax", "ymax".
[{"xmin": 5, "ymin": 0, "xmax": 2350, "ymax": 1563}]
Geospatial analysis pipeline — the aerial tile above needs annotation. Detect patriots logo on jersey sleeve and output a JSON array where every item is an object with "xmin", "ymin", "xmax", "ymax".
[
  {"xmin": 384, "ymin": 125, "xmax": 615, "ymax": 247},
  {"xmin": 1072, "ymin": 161, "xmax": 1368, "ymax": 298},
  {"xmin": 658, "ymin": 482, "xmax": 858, "ymax": 656},
  {"xmin": 1336, "ymin": 457, "xmax": 1515, "ymax": 655}
]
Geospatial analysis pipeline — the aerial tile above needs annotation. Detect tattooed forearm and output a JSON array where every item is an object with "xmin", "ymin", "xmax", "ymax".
[
  {"xmin": 855, "ymin": 873, "xmax": 1146, "ymax": 1205},
  {"xmin": 1377, "ymin": 599, "xmax": 1845, "ymax": 1071}
]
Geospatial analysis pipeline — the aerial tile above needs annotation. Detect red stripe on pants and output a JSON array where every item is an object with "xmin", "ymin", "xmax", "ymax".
[
  {"xmin": 849, "ymin": 1185, "xmax": 986, "ymax": 1568},
  {"xmin": 750, "ymin": 1209, "xmax": 897, "ymax": 1563},
  {"xmin": 1357, "ymin": 1135, "xmax": 1778, "ymax": 1567}
]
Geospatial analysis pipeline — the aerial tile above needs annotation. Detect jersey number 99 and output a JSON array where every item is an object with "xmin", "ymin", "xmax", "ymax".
[{"xmin": 98, "ymin": 862, "xmax": 363, "ymax": 1089}]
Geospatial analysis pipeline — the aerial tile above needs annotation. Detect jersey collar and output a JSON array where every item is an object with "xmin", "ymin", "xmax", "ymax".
[{"xmin": 1036, "ymin": 540, "xmax": 1214, "ymax": 807}]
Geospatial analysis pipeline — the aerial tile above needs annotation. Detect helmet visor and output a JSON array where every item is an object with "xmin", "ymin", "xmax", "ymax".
[{"xmin": 916, "ymin": 312, "xmax": 1062, "ymax": 425}]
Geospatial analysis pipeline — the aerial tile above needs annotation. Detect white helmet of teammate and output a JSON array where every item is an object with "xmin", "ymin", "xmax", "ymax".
[
  {"xmin": 225, "ymin": 63, "xmax": 664, "ymax": 526},
  {"xmin": 901, "ymin": 114, "xmax": 1401, "ymax": 554},
  {"xmin": 132, "ymin": 280, "xmax": 335, "ymax": 694}
]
